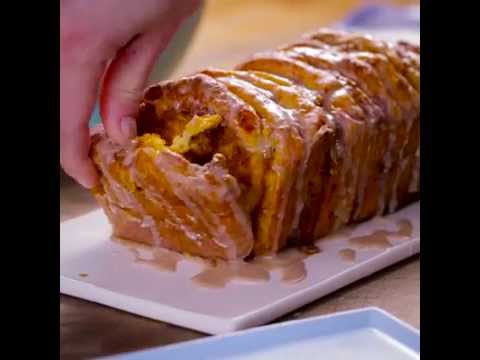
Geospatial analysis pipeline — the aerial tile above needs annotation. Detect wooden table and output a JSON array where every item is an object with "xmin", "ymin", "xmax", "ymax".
[{"xmin": 60, "ymin": 1, "xmax": 419, "ymax": 358}]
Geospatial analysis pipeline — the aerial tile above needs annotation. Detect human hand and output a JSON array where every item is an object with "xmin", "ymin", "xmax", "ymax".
[{"xmin": 60, "ymin": 0, "xmax": 201, "ymax": 188}]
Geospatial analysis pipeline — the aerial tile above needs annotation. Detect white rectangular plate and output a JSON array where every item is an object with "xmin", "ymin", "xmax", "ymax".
[{"xmin": 60, "ymin": 202, "xmax": 419, "ymax": 334}]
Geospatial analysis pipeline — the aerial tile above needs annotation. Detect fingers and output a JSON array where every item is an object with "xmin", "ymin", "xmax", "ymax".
[
  {"xmin": 60, "ymin": 0, "xmax": 201, "ymax": 189},
  {"xmin": 99, "ymin": 23, "xmax": 180, "ymax": 144},
  {"xmin": 60, "ymin": 62, "xmax": 104, "ymax": 188}
]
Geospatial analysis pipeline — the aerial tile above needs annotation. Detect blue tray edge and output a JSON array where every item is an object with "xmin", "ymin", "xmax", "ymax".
[
  {"xmin": 367, "ymin": 307, "xmax": 420, "ymax": 353},
  {"xmin": 98, "ymin": 307, "xmax": 419, "ymax": 360}
]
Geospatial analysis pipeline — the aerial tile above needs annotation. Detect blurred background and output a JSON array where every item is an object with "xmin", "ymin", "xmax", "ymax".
[
  {"xmin": 60, "ymin": 0, "xmax": 419, "ymax": 221},
  {"xmin": 165, "ymin": 0, "xmax": 419, "ymax": 77}
]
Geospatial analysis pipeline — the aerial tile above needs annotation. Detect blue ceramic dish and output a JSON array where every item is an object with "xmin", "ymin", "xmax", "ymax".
[{"xmin": 100, "ymin": 307, "xmax": 420, "ymax": 360}]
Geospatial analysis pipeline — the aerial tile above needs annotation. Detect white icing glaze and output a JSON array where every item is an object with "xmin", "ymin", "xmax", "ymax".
[
  {"xmin": 153, "ymin": 152, "xmax": 253, "ymax": 259},
  {"xmin": 388, "ymin": 112, "xmax": 418, "ymax": 213},
  {"xmin": 408, "ymin": 147, "xmax": 420, "ymax": 193},
  {"xmin": 376, "ymin": 129, "xmax": 395, "ymax": 216},
  {"xmin": 141, "ymin": 215, "xmax": 163, "ymax": 246},
  {"xmin": 95, "ymin": 138, "xmax": 161, "ymax": 244},
  {"xmin": 214, "ymin": 75, "xmax": 304, "ymax": 249}
]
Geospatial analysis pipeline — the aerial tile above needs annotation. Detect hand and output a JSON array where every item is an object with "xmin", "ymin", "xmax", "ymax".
[{"xmin": 60, "ymin": 0, "xmax": 200, "ymax": 188}]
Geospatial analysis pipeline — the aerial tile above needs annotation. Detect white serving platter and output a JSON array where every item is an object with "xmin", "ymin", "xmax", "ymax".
[{"xmin": 60, "ymin": 202, "xmax": 419, "ymax": 334}]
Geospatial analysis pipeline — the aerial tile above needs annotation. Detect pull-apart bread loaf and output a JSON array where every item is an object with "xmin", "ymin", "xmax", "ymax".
[{"xmin": 91, "ymin": 29, "xmax": 420, "ymax": 260}]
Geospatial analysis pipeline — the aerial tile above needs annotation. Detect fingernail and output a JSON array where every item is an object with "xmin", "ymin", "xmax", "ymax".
[
  {"xmin": 79, "ymin": 166, "xmax": 99, "ymax": 189},
  {"xmin": 120, "ymin": 116, "xmax": 137, "ymax": 143},
  {"xmin": 78, "ymin": 176, "xmax": 96, "ymax": 189}
]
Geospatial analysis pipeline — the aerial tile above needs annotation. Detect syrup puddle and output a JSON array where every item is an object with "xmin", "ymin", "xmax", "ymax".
[
  {"xmin": 129, "ymin": 247, "xmax": 183, "ymax": 272},
  {"xmin": 112, "ymin": 218, "xmax": 414, "ymax": 289},
  {"xmin": 191, "ymin": 266, "xmax": 232, "ymax": 289},
  {"xmin": 348, "ymin": 218, "xmax": 413, "ymax": 251},
  {"xmin": 349, "ymin": 230, "xmax": 393, "ymax": 250},
  {"xmin": 281, "ymin": 261, "xmax": 307, "ymax": 283},
  {"xmin": 338, "ymin": 248, "xmax": 356, "ymax": 263},
  {"xmin": 192, "ymin": 248, "xmax": 308, "ymax": 289},
  {"xmin": 298, "ymin": 244, "xmax": 321, "ymax": 255},
  {"xmin": 117, "ymin": 237, "xmax": 311, "ymax": 289}
]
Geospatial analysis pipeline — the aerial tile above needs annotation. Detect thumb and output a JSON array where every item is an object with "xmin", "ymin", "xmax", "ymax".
[{"xmin": 99, "ymin": 23, "xmax": 180, "ymax": 144}]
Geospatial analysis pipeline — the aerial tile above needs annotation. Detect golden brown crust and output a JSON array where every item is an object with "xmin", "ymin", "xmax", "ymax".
[
  {"xmin": 202, "ymin": 69, "xmax": 334, "ymax": 250},
  {"xmin": 140, "ymin": 74, "xmax": 265, "ymax": 214},
  {"xmin": 201, "ymin": 69, "xmax": 305, "ymax": 254},
  {"xmin": 237, "ymin": 52, "xmax": 384, "ymax": 238},
  {"xmin": 304, "ymin": 28, "xmax": 420, "ymax": 91},
  {"xmin": 278, "ymin": 36, "xmax": 419, "ymax": 217},
  {"xmin": 301, "ymin": 29, "xmax": 420, "ymax": 213},
  {"xmin": 92, "ymin": 134, "xmax": 256, "ymax": 260},
  {"xmin": 91, "ymin": 29, "xmax": 420, "ymax": 260}
]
